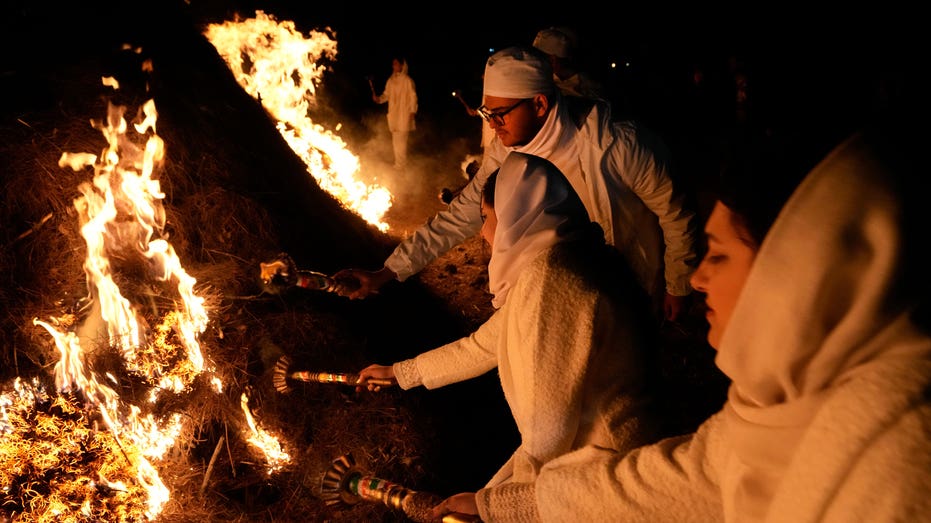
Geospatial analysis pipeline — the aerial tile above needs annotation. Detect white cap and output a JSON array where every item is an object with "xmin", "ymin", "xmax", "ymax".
[
  {"xmin": 532, "ymin": 27, "xmax": 578, "ymax": 59},
  {"xmin": 483, "ymin": 46, "xmax": 554, "ymax": 99}
]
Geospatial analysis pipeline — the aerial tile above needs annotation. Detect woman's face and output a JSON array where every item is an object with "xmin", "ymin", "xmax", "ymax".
[
  {"xmin": 689, "ymin": 202, "xmax": 759, "ymax": 349},
  {"xmin": 480, "ymin": 198, "xmax": 497, "ymax": 249}
]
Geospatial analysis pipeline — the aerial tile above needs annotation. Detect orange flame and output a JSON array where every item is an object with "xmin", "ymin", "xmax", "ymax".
[
  {"xmin": 204, "ymin": 10, "xmax": 393, "ymax": 231},
  {"xmin": 240, "ymin": 393, "xmax": 290, "ymax": 475},
  {"xmin": 3, "ymin": 72, "xmax": 287, "ymax": 519}
]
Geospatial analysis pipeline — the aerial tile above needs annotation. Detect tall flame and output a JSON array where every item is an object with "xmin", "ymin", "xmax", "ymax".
[
  {"xmin": 204, "ymin": 10, "xmax": 392, "ymax": 231},
  {"xmin": 1, "ymin": 72, "xmax": 289, "ymax": 520}
]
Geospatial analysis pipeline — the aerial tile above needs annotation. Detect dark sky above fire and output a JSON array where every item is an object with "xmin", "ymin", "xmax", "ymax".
[{"xmin": 2, "ymin": 0, "xmax": 921, "ymax": 136}]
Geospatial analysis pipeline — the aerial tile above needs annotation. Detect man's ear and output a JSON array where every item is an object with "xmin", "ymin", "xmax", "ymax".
[{"xmin": 533, "ymin": 94, "xmax": 550, "ymax": 117}]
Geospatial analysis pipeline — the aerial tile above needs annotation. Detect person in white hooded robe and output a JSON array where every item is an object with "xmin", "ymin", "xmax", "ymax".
[
  {"xmin": 335, "ymin": 46, "xmax": 699, "ymax": 323},
  {"xmin": 432, "ymin": 125, "xmax": 931, "ymax": 522},
  {"xmin": 373, "ymin": 55, "xmax": 418, "ymax": 169},
  {"xmin": 356, "ymin": 151, "xmax": 661, "ymax": 489}
]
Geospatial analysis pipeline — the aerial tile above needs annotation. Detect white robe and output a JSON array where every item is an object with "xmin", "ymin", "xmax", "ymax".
[
  {"xmin": 374, "ymin": 64, "xmax": 417, "ymax": 167},
  {"xmin": 394, "ymin": 242, "xmax": 657, "ymax": 487},
  {"xmin": 393, "ymin": 152, "xmax": 659, "ymax": 488}
]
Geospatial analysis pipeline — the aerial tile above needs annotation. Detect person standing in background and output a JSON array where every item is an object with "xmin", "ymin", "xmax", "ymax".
[
  {"xmin": 372, "ymin": 54, "xmax": 418, "ymax": 170},
  {"xmin": 532, "ymin": 26, "xmax": 607, "ymax": 102}
]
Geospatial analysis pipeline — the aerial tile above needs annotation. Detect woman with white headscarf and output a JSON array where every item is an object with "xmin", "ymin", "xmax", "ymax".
[
  {"xmin": 357, "ymin": 151, "xmax": 661, "ymax": 488},
  {"xmin": 436, "ymin": 126, "xmax": 931, "ymax": 521}
]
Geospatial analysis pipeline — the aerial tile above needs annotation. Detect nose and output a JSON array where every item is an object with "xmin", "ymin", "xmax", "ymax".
[{"xmin": 689, "ymin": 261, "xmax": 708, "ymax": 293}]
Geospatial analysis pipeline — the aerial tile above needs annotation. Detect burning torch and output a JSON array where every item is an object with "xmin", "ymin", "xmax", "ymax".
[
  {"xmin": 273, "ymin": 355, "xmax": 394, "ymax": 393},
  {"xmin": 321, "ymin": 453, "xmax": 480, "ymax": 523},
  {"xmin": 259, "ymin": 253, "xmax": 357, "ymax": 295},
  {"xmin": 367, "ymin": 75, "xmax": 377, "ymax": 100},
  {"xmin": 451, "ymin": 89, "xmax": 478, "ymax": 117}
]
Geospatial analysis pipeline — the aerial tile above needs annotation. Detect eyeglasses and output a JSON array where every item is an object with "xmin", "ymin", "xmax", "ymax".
[{"xmin": 477, "ymin": 99, "xmax": 531, "ymax": 126}]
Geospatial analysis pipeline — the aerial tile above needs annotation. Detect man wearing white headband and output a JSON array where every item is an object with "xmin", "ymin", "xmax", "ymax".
[{"xmin": 335, "ymin": 46, "xmax": 699, "ymax": 323}]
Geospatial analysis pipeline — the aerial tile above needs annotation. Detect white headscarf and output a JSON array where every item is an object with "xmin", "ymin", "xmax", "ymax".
[
  {"xmin": 715, "ymin": 130, "xmax": 930, "ymax": 519},
  {"xmin": 483, "ymin": 46, "xmax": 553, "ymax": 99},
  {"xmin": 487, "ymin": 152, "xmax": 595, "ymax": 308}
]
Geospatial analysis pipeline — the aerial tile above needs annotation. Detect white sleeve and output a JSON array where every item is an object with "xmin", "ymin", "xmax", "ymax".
[
  {"xmin": 477, "ymin": 412, "xmax": 728, "ymax": 523},
  {"xmin": 536, "ymin": 413, "xmax": 725, "ymax": 522},
  {"xmin": 384, "ymin": 143, "xmax": 507, "ymax": 280},
  {"xmin": 406, "ymin": 307, "xmax": 503, "ymax": 389},
  {"xmin": 608, "ymin": 123, "xmax": 699, "ymax": 296}
]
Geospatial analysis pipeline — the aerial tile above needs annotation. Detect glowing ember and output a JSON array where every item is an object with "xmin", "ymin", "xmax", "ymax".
[
  {"xmin": 0, "ymin": 378, "xmax": 156, "ymax": 522},
  {"xmin": 204, "ymin": 11, "xmax": 393, "ymax": 231}
]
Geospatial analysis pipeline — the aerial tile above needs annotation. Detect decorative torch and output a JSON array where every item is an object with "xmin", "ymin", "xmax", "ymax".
[
  {"xmin": 259, "ymin": 252, "xmax": 357, "ymax": 295},
  {"xmin": 273, "ymin": 355, "xmax": 393, "ymax": 393},
  {"xmin": 321, "ymin": 453, "xmax": 480, "ymax": 523}
]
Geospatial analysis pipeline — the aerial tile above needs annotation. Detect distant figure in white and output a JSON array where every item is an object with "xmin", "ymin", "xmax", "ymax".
[{"xmin": 373, "ymin": 55, "xmax": 418, "ymax": 170}]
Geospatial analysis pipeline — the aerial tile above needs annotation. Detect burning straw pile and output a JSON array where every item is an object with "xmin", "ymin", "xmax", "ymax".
[{"xmin": 0, "ymin": 3, "xmax": 492, "ymax": 522}]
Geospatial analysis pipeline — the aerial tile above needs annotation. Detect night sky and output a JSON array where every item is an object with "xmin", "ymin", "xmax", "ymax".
[{"xmin": 5, "ymin": 1, "xmax": 922, "ymax": 125}]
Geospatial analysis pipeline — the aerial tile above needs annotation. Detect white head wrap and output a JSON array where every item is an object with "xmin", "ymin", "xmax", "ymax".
[
  {"xmin": 716, "ymin": 130, "xmax": 930, "ymax": 519},
  {"xmin": 532, "ymin": 27, "xmax": 577, "ymax": 59},
  {"xmin": 487, "ymin": 152, "xmax": 593, "ymax": 308},
  {"xmin": 483, "ymin": 46, "xmax": 554, "ymax": 99}
]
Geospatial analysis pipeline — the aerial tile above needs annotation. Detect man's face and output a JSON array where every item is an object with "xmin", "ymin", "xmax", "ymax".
[{"xmin": 480, "ymin": 95, "xmax": 546, "ymax": 147}]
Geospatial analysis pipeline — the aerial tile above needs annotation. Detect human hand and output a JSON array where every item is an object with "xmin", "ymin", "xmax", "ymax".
[
  {"xmin": 330, "ymin": 267, "xmax": 396, "ymax": 299},
  {"xmin": 431, "ymin": 492, "xmax": 479, "ymax": 520},
  {"xmin": 355, "ymin": 364, "xmax": 397, "ymax": 393}
]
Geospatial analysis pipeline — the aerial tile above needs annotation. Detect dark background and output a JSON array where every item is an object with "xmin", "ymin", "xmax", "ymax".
[{"xmin": 4, "ymin": 0, "xmax": 923, "ymax": 140}]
